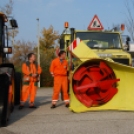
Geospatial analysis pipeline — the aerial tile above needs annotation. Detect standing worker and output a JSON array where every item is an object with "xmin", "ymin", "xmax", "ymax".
[
  {"xmin": 50, "ymin": 50, "xmax": 69, "ymax": 108},
  {"xmin": 19, "ymin": 53, "xmax": 42, "ymax": 109}
]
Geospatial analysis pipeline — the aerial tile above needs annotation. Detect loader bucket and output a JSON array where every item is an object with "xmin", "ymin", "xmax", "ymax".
[{"xmin": 69, "ymin": 41, "xmax": 134, "ymax": 113}]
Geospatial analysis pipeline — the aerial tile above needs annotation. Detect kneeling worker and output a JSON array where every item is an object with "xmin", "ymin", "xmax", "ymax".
[
  {"xmin": 19, "ymin": 53, "xmax": 42, "ymax": 109},
  {"xmin": 50, "ymin": 50, "xmax": 69, "ymax": 108}
]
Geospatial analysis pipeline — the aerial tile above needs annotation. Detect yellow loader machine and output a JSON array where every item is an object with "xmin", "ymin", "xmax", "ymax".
[
  {"xmin": 0, "ymin": 12, "xmax": 21, "ymax": 126},
  {"xmin": 59, "ymin": 15, "xmax": 134, "ymax": 113}
]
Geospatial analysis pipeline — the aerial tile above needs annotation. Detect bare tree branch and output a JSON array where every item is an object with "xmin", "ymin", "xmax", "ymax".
[
  {"xmin": 0, "ymin": 0, "xmax": 14, "ymax": 16},
  {"xmin": 125, "ymin": 0, "xmax": 134, "ymax": 41}
]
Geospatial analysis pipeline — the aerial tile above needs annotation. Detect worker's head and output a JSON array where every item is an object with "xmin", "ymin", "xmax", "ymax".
[
  {"xmin": 58, "ymin": 50, "xmax": 66, "ymax": 59},
  {"xmin": 27, "ymin": 53, "xmax": 36, "ymax": 63}
]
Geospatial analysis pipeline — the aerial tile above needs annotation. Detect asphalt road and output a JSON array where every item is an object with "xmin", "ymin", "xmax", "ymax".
[{"xmin": 1, "ymin": 88, "xmax": 134, "ymax": 134}]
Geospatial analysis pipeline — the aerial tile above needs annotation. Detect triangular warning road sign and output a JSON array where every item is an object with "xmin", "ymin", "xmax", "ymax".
[{"xmin": 88, "ymin": 15, "xmax": 104, "ymax": 30}]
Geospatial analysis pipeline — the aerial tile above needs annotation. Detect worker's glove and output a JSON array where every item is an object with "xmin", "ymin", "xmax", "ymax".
[
  {"xmin": 51, "ymin": 72, "xmax": 54, "ymax": 77},
  {"xmin": 32, "ymin": 73, "xmax": 38, "ymax": 77}
]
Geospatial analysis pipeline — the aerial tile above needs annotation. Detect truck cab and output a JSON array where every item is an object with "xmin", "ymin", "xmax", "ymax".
[{"xmin": 60, "ymin": 27, "xmax": 132, "ymax": 66}]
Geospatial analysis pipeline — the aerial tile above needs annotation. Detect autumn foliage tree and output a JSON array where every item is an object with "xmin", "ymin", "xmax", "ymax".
[
  {"xmin": 39, "ymin": 25, "xmax": 60, "ymax": 87},
  {"xmin": 10, "ymin": 25, "xmax": 60, "ymax": 87},
  {"xmin": 10, "ymin": 41, "xmax": 35, "ymax": 72}
]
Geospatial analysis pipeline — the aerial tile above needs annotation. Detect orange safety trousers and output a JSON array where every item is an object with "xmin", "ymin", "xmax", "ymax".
[
  {"xmin": 20, "ymin": 82, "xmax": 37, "ymax": 104},
  {"xmin": 52, "ymin": 75, "xmax": 69, "ymax": 102}
]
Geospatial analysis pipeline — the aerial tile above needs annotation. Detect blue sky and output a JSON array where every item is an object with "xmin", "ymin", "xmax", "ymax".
[{"xmin": 0, "ymin": 0, "xmax": 131, "ymax": 43}]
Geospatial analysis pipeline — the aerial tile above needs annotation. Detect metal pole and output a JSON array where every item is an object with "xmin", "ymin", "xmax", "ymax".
[
  {"xmin": 36, "ymin": 18, "xmax": 40, "ymax": 87},
  {"xmin": 5, "ymin": 25, "xmax": 8, "ymax": 62},
  {"xmin": 12, "ymin": 28, "xmax": 15, "ymax": 50}
]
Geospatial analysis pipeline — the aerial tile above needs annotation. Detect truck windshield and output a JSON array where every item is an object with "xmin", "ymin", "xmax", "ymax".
[{"xmin": 76, "ymin": 32, "xmax": 122, "ymax": 49}]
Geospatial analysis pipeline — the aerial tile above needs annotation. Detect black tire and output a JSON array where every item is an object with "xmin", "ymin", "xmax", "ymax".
[
  {"xmin": 0, "ymin": 64, "xmax": 15, "ymax": 127},
  {"xmin": 0, "ymin": 63, "xmax": 14, "ymax": 68},
  {"xmin": 14, "ymin": 72, "xmax": 22, "ymax": 105},
  {"xmin": 1, "ymin": 119, "xmax": 8, "ymax": 127},
  {"xmin": 10, "ymin": 103, "xmax": 14, "ymax": 113},
  {"xmin": 0, "ymin": 64, "xmax": 16, "ymax": 112},
  {"xmin": 0, "ymin": 74, "xmax": 11, "ymax": 127}
]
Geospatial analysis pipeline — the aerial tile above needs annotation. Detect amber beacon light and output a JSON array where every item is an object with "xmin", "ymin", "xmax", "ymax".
[
  {"xmin": 64, "ymin": 22, "xmax": 69, "ymax": 28},
  {"xmin": 121, "ymin": 24, "xmax": 125, "ymax": 31}
]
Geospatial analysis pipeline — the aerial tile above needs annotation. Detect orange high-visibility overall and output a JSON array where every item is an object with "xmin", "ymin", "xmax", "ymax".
[
  {"xmin": 50, "ymin": 58, "xmax": 69, "ymax": 103},
  {"xmin": 20, "ymin": 62, "xmax": 42, "ymax": 105}
]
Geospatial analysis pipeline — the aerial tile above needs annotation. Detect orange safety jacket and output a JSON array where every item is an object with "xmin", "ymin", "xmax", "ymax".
[
  {"xmin": 22, "ymin": 61, "xmax": 42, "ymax": 85},
  {"xmin": 50, "ymin": 58, "xmax": 68, "ymax": 76}
]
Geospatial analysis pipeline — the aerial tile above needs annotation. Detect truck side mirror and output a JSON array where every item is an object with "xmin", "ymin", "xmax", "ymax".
[
  {"xmin": 60, "ymin": 39, "xmax": 64, "ymax": 50},
  {"xmin": 126, "ymin": 36, "xmax": 131, "ymax": 41},
  {"xmin": 10, "ymin": 19, "xmax": 18, "ymax": 28},
  {"xmin": 125, "ymin": 37, "xmax": 130, "ymax": 51}
]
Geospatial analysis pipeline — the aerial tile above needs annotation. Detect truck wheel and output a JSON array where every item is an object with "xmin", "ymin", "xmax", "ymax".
[
  {"xmin": 0, "ymin": 74, "xmax": 10, "ymax": 127},
  {"xmin": 1, "ymin": 119, "xmax": 8, "ymax": 127},
  {"xmin": 10, "ymin": 101, "xmax": 14, "ymax": 113},
  {"xmin": 14, "ymin": 72, "xmax": 22, "ymax": 105}
]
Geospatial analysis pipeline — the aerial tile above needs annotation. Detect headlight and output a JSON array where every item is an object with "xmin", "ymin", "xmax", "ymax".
[{"xmin": 3, "ymin": 47, "xmax": 12, "ymax": 54}]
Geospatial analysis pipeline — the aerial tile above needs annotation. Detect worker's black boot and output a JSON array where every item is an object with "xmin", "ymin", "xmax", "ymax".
[{"xmin": 51, "ymin": 104, "xmax": 56, "ymax": 109}]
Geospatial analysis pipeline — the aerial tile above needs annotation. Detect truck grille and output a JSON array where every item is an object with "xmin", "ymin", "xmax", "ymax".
[{"xmin": 112, "ymin": 59, "xmax": 129, "ymax": 65}]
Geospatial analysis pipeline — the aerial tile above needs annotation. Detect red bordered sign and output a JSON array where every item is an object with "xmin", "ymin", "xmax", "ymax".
[{"xmin": 88, "ymin": 15, "xmax": 104, "ymax": 31}]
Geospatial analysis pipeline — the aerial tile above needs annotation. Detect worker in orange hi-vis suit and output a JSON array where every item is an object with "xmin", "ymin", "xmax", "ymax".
[
  {"xmin": 50, "ymin": 50, "xmax": 69, "ymax": 108},
  {"xmin": 19, "ymin": 53, "xmax": 42, "ymax": 109}
]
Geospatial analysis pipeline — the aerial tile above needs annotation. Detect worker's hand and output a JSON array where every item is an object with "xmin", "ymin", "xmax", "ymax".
[
  {"xmin": 51, "ymin": 72, "xmax": 54, "ymax": 77},
  {"xmin": 32, "ymin": 74, "xmax": 38, "ymax": 77}
]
